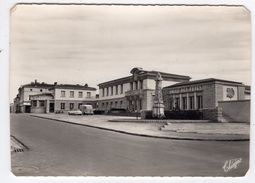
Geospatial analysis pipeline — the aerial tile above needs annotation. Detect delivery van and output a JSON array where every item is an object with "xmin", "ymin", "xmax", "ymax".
[{"xmin": 80, "ymin": 104, "xmax": 94, "ymax": 115}]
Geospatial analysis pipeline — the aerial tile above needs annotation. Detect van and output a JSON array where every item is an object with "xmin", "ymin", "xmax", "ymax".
[{"xmin": 80, "ymin": 105, "xmax": 94, "ymax": 115}]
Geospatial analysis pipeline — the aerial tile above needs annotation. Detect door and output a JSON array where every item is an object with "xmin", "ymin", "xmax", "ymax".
[
  {"xmin": 25, "ymin": 106, "xmax": 31, "ymax": 113},
  {"xmin": 49, "ymin": 103, "xmax": 54, "ymax": 113}
]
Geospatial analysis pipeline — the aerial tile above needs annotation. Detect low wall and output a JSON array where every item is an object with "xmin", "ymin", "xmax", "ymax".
[
  {"xmin": 31, "ymin": 107, "xmax": 46, "ymax": 113},
  {"xmin": 218, "ymin": 100, "xmax": 250, "ymax": 123},
  {"xmin": 202, "ymin": 108, "xmax": 223, "ymax": 122}
]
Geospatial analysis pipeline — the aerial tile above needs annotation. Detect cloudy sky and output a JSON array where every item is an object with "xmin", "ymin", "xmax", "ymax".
[{"xmin": 10, "ymin": 4, "xmax": 251, "ymax": 102}]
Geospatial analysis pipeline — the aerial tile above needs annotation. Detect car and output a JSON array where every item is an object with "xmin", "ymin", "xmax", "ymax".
[{"xmin": 68, "ymin": 110, "xmax": 82, "ymax": 115}]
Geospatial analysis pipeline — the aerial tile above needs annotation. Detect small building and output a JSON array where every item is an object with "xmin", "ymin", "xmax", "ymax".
[
  {"xmin": 13, "ymin": 80, "xmax": 54, "ymax": 113},
  {"xmin": 98, "ymin": 67, "xmax": 191, "ymax": 112},
  {"xmin": 14, "ymin": 80, "xmax": 97, "ymax": 113},
  {"xmin": 162, "ymin": 78, "xmax": 250, "ymax": 122}
]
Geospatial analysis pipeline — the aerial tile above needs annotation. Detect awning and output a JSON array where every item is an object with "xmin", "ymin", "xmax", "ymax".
[{"xmin": 23, "ymin": 102, "xmax": 31, "ymax": 106}]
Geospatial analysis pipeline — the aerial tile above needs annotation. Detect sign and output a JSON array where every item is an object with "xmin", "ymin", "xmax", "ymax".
[{"xmin": 223, "ymin": 86, "xmax": 237, "ymax": 101}]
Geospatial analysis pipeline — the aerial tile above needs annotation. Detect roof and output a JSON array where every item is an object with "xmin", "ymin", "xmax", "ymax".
[
  {"xmin": 98, "ymin": 68, "xmax": 191, "ymax": 87},
  {"xmin": 164, "ymin": 78, "xmax": 244, "ymax": 88},
  {"xmin": 20, "ymin": 83, "xmax": 54, "ymax": 89},
  {"xmin": 19, "ymin": 81, "xmax": 96, "ymax": 91},
  {"xmin": 49, "ymin": 84, "xmax": 96, "ymax": 91}
]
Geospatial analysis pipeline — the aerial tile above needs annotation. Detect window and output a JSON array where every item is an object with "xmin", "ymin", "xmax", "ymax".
[
  {"xmin": 78, "ymin": 103, "xmax": 83, "ymax": 109},
  {"xmin": 140, "ymin": 80, "xmax": 143, "ymax": 89},
  {"xmin": 197, "ymin": 96, "xmax": 203, "ymax": 109},
  {"xmin": 70, "ymin": 103, "xmax": 74, "ymax": 110},
  {"xmin": 102, "ymin": 103, "xmax": 104, "ymax": 108},
  {"xmin": 182, "ymin": 97, "xmax": 187, "ymax": 110},
  {"xmin": 175, "ymin": 98, "xmax": 180, "ymax": 109},
  {"xmin": 102, "ymin": 88, "xmax": 105, "ymax": 97},
  {"xmin": 32, "ymin": 100, "xmax": 37, "ymax": 107},
  {"xmin": 139, "ymin": 99, "xmax": 142, "ymax": 110},
  {"xmin": 130, "ymin": 82, "xmax": 133, "ymax": 90},
  {"xmin": 39, "ymin": 100, "xmax": 44, "ymax": 107},
  {"xmin": 189, "ymin": 96, "xmax": 194, "ymax": 109},
  {"xmin": 110, "ymin": 102, "xmax": 113, "ymax": 107},
  {"xmin": 87, "ymin": 92, "xmax": 91, "ymax": 98},
  {"xmin": 120, "ymin": 100, "xmax": 123, "ymax": 106},
  {"xmin": 78, "ymin": 91, "xmax": 83, "ymax": 98},
  {"xmin": 135, "ymin": 81, "xmax": 138, "ymax": 90},
  {"xmin": 120, "ymin": 84, "xmax": 123, "ymax": 94},
  {"xmin": 70, "ymin": 91, "xmax": 74, "ymax": 98},
  {"xmin": 115, "ymin": 85, "xmax": 118, "ymax": 95},
  {"xmin": 115, "ymin": 101, "xmax": 118, "ymax": 107},
  {"xmin": 30, "ymin": 89, "xmax": 33, "ymax": 91},
  {"xmin": 106, "ymin": 87, "xmax": 109, "ymax": 96},
  {"xmin": 111, "ymin": 86, "xmax": 113, "ymax": 96},
  {"xmin": 40, "ymin": 89, "xmax": 43, "ymax": 92},
  {"xmin": 61, "ymin": 91, "xmax": 65, "ymax": 97},
  {"xmin": 61, "ymin": 103, "xmax": 65, "ymax": 110}
]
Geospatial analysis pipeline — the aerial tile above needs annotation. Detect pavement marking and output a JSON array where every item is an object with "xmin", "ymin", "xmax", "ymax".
[{"xmin": 11, "ymin": 135, "xmax": 29, "ymax": 153}]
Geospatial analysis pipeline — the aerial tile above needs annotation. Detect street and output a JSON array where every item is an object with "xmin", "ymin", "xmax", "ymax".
[{"xmin": 10, "ymin": 114, "xmax": 249, "ymax": 176}]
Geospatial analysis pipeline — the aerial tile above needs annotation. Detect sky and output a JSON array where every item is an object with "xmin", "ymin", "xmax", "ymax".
[{"xmin": 10, "ymin": 4, "xmax": 251, "ymax": 102}]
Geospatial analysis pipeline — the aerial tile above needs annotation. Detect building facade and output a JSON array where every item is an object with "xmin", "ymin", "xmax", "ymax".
[
  {"xmin": 162, "ymin": 78, "xmax": 250, "ymax": 121},
  {"xmin": 13, "ymin": 80, "xmax": 54, "ymax": 113},
  {"xmin": 98, "ymin": 67, "xmax": 191, "ymax": 112},
  {"xmin": 162, "ymin": 78, "xmax": 247, "ymax": 111},
  {"xmin": 14, "ymin": 80, "xmax": 97, "ymax": 113}
]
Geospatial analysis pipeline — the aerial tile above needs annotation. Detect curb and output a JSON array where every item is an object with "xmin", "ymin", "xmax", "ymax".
[{"xmin": 30, "ymin": 115, "xmax": 250, "ymax": 141}]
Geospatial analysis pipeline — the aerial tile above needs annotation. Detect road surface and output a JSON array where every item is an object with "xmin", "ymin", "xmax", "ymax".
[{"xmin": 10, "ymin": 114, "xmax": 249, "ymax": 176}]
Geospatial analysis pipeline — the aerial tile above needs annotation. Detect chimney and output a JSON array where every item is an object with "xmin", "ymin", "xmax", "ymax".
[
  {"xmin": 84, "ymin": 83, "xmax": 88, "ymax": 87},
  {"xmin": 35, "ymin": 79, "xmax": 37, "ymax": 84},
  {"xmin": 54, "ymin": 82, "xmax": 57, "ymax": 85}
]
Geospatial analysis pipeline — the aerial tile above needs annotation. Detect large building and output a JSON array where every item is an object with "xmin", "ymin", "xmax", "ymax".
[
  {"xmin": 162, "ymin": 78, "xmax": 250, "ymax": 122},
  {"xmin": 98, "ymin": 67, "xmax": 191, "ymax": 112},
  {"xmin": 14, "ymin": 80, "xmax": 97, "ymax": 113}
]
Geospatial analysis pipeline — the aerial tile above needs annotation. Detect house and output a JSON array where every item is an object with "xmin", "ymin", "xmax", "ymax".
[{"xmin": 14, "ymin": 80, "xmax": 97, "ymax": 113}]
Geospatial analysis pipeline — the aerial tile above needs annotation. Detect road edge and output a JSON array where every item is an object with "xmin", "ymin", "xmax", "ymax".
[{"xmin": 30, "ymin": 115, "xmax": 250, "ymax": 142}]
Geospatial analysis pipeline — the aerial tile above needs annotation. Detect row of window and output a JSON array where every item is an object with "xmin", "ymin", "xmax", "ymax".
[
  {"xmin": 60, "ymin": 91, "xmax": 91, "ymax": 98},
  {"xmin": 130, "ymin": 80, "xmax": 143, "ymax": 91},
  {"xmin": 170, "ymin": 95, "xmax": 203, "ymax": 110},
  {"xmin": 101, "ymin": 100, "xmax": 123, "ymax": 108},
  {"xmin": 60, "ymin": 102, "xmax": 83, "ymax": 110},
  {"xmin": 32, "ymin": 100, "xmax": 45, "ymax": 107},
  {"xmin": 102, "ymin": 84, "xmax": 124, "ymax": 97},
  {"xmin": 30, "ymin": 88, "xmax": 45, "ymax": 92}
]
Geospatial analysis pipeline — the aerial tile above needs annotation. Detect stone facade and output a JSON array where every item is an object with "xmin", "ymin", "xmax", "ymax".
[
  {"xmin": 163, "ymin": 78, "xmax": 248, "ymax": 122},
  {"xmin": 98, "ymin": 68, "xmax": 191, "ymax": 112}
]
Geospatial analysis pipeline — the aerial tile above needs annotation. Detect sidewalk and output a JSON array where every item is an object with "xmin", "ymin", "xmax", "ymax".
[{"xmin": 30, "ymin": 114, "xmax": 250, "ymax": 141}]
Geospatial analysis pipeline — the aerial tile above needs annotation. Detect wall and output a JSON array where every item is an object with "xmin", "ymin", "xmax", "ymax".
[
  {"xmin": 202, "ymin": 83, "xmax": 216, "ymax": 108},
  {"xmin": 218, "ymin": 100, "xmax": 250, "ymax": 122},
  {"xmin": 54, "ymin": 88, "xmax": 96, "ymax": 101},
  {"xmin": 55, "ymin": 100, "xmax": 84, "ymax": 112},
  {"xmin": 31, "ymin": 107, "xmax": 46, "ymax": 113},
  {"xmin": 98, "ymin": 97, "xmax": 127, "ymax": 110},
  {"xmin": 23, "ymin": 87, "xmax": 52, "ymax": 102}
]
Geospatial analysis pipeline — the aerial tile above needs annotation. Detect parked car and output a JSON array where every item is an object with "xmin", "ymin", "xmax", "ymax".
[
  {"xmin": 80, "ymin": 105, "xmax": 94, "ymax": 115},
  {"xmin": 68, "ymin": 110, "xmax": 82, "ymax": 115}
]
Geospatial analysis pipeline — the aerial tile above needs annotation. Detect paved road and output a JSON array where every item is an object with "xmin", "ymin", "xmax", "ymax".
[{"xmin": 10, "ymin": 114, "xmax": 249, "ymax": 176}]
